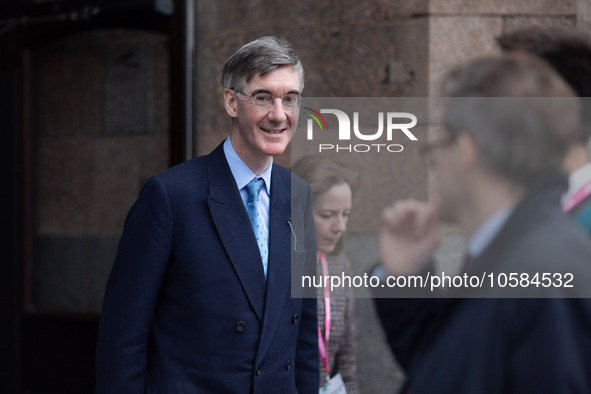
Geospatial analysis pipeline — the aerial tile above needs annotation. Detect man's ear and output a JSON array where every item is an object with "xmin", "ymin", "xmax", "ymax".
[
  {"xmin": 456, "ymin": 133, "xmax": 479, "ymax": 173},
  {"xmin": 224, "ymin": 88, "xmax": 238, "ymax": 118}
]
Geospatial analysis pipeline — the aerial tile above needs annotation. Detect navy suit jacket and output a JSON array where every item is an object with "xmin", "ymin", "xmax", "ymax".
[
  {"xmin": 96, "ymin": 143, "xmax": 319, "ymax": 393},
  {"xmin": 375, "ymin": 174, "xmax": 591, "ymax": 393}
]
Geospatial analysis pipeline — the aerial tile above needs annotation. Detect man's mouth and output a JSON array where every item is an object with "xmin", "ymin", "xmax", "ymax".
[{"xmin": 260, "ymin": 127, "xmax": 287, "ymax": 134}]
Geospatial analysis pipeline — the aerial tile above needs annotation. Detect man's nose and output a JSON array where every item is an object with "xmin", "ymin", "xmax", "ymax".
[{"xmin": 267, "ymin": 98, "xmax": 287, "ymax": 123}]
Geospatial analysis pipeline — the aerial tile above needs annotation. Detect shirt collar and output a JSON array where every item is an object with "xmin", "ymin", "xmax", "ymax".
[
  {"xmin": 223, "ymin": 137, "xmax": 272, "ymax": 196},
  {"xmin": 466, "ymin": 207, "xmax": 512, "ymax": 259}
]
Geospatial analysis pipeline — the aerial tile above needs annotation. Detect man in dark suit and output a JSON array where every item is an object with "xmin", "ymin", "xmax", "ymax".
[
  {"xmin": 96, "ymin": 36, "xmax": 319, "ymax": 393},
  {"xmin": 374, "ymin": 54, "xmax": 591, "ymax": 393}
]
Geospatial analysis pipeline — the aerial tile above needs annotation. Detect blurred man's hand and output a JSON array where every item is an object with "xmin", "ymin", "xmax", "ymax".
[{"xmin": 380, "ymin": 199, "xmax": 441, "ymax": 276}]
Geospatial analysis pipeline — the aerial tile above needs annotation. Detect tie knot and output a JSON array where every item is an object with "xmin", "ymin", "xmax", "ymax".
[{"xmin": 246, "ymin": 178, "xmax": 264, "ymax": 202}]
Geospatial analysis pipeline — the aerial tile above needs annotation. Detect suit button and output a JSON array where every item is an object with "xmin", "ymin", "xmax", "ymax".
[
  {"xmin": 256, "ymin": 366, "xmax": 262, "ymax": 376},
  {"xmin": 292, "ymin": 314, "xmax": 299, "ymax": 324},
  {"xmin": 285, "ymin": 360, "xmax": 291, "ymax": 370},
  {"xmin": 234, "ymin": 321, "xmax": 246, "ymax": 333}
]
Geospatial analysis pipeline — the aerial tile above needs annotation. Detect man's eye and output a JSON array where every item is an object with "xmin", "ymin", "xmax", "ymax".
[
  {"xmin": 254, "ymin": 94, "xmax": 272, "ymax": 103},
  {"xmin": 283, "ymin": 95, "xmax": 299, "ymax": 104}
]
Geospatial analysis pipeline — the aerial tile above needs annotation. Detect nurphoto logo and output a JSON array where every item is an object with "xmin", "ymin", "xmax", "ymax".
[{"xmin": 303, "ymin": 107, "xmax": 418, "ymax": 153}]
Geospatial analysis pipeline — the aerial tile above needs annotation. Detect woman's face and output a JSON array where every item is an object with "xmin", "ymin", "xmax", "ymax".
[{"xmin": 313, "ymin": 183, "xmax": 352, "ymax": 254}]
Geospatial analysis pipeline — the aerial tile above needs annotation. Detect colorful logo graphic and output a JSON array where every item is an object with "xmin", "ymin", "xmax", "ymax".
[{"xmin": 302, "ymin": 107, "xmax": 328, "ymax": 132}]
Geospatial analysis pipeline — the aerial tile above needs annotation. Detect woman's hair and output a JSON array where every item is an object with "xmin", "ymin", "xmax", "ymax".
[{"xmin": 292, "ymin": 155, "xmax": 359, "ymax": 255}]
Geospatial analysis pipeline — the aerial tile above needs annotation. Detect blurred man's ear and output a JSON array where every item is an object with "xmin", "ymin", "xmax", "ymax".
[
  {"xmin": 456, "ymin": 133, "xmax": 479, "ymax": 175},
  {"xmin": 223, "ymin": 88, "xmax": 238, "ymax": 119}
]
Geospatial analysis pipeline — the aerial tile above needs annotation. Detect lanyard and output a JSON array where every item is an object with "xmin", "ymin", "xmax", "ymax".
[
  {"xmin": 563, "ymin": 179, "xmax": 591, "ymax": 213},
  {"xmin": 317, "ymin": 252, "xmax": 331, "ymax": 379}
]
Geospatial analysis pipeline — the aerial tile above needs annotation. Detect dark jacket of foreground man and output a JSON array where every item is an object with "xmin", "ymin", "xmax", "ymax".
[{"xmin": 375, "ymin": 174, "xmax": 591, "ymax": 393}]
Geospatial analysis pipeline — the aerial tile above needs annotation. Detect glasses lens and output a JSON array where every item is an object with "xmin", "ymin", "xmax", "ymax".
[
  {"xmin": 282, "ymin": 94, "xmax": 301, "ymax": 111},
  {"xmin": 253, "ymin": 94, "xmax": 273, "ymax": 108}
]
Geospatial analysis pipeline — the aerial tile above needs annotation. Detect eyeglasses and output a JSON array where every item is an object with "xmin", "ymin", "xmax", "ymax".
[
  {"xmin": 418, "ymin": 133, "xmax": 457, "ymax": 156},
  {"xmin": 235, "ymin": 90, "xmax": 302, "ymax": 112}
]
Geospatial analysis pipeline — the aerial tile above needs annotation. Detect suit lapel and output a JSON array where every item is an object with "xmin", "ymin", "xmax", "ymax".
[
  {"xmin": 206, "ymin": 143, "xmax": 266, "ymax": 322},
  {"xmin": 256, "ymin": 165, "xmax": 292, "ymax": 362}
]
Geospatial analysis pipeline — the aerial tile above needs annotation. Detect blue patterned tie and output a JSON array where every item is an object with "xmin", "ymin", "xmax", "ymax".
[{"xmin": 246, "ymin": 178, "xmax": 268, "ymax": 279}]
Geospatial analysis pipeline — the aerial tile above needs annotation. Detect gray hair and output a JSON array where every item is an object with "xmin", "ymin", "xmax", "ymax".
[
  {"xmin": 441, "ymin": 53, "xmax": 580, "ymax": 186},
  {"xmin": 221, "ymin": 35, "xmax": 304, "ymax": 93}
]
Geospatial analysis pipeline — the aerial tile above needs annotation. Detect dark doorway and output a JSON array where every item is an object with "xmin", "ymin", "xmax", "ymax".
[{"xmin": 1, "ymin": 1, "xmax": 192, "ymax": 392}]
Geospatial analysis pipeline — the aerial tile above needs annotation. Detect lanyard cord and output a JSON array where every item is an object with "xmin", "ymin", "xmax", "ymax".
[
  {"xmin": 317, "ymin": 252, "xmax": 331, "ymax": 378},
  {"xmin": 563, "ymin": 179, "xmax": 591, "ymax": 213}
]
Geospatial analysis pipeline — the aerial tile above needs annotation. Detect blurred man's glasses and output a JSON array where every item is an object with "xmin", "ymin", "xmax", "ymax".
[
  {"xmin": 235, "ymin": 90, "xmax": 302, "ymax": 112},
  {"xmin": 418, "ymin": 133, "xmax": 457, "ymax": 156}
]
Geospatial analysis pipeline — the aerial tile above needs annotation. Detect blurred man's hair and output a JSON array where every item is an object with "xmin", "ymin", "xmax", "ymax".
[
  {"xmin": 221, "ymin": 35, "xmax": 304, "ymax": 93},
  {"xmin": 441, "ymin": 53, "xmax": 580, "ymax": 186},
  {"xmin": 497, "ymin": 26, "xmax": 591, "ymax": 97},
  {"xmin": 497, "ymin": 26, "xmax": 591, "ymax": 142}
]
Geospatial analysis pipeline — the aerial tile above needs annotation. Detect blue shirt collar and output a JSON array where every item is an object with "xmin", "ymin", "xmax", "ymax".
[
  {"xmin": 223, "ymin": 137, "xmax": 272, "ymax": 196},
  {"xmin": 466, "ymin": 207, "xmax": 512, "ymax": 259}
]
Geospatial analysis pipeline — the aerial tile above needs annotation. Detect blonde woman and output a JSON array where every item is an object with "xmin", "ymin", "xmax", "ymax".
[{"xmin": 292, "ymin": 155, "xmax": 360, "ymax": 393}]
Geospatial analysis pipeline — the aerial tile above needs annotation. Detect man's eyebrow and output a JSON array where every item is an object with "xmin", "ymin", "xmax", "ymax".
[
  {"xmin": 249, "ymin": 88, "xmax": 301, "ymax": 96},
  {"xmin": 250, "ymin": 88, "xmax": 272, "ymax": 95}
]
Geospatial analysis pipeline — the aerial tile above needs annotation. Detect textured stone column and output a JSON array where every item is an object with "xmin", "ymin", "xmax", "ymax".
[{"xmin": 579, "ymin": 0, "xmax": 591, "ymax": 30}]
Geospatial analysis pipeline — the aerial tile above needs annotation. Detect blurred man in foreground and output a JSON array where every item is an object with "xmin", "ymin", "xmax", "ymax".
[{"xmin": 374, "ymin": 54, "xmax": 591, "ymax": 393}]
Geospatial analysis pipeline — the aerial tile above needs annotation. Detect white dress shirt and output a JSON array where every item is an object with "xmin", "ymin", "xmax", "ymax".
[{"xmin": 466, "ymin": 207, "xmax": 512, "ymax": 259}]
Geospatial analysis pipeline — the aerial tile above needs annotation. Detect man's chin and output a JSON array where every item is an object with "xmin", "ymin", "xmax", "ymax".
[{"xmin": 261, "ymin": 140, "xmax": 291, "ymax": 156}]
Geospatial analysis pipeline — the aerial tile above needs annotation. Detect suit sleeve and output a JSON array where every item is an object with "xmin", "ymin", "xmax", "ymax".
[
  {"xmin": 372, "ymin": 259, "xmax": 443, "ymax": 371},
  {"xmin": 373, "ymin": 296, "xmax": 442, "ymax": 371},
  {"xmin": 95, "ymin": 175, "xmax": 173, "ymax": 393},
  {"xmin": 509, "ymin": 298, "xmax": 591, "ymax": 392},
  {"xmin": 295, "ymin": 183, "xmax": 320, "ymax": 393}
]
